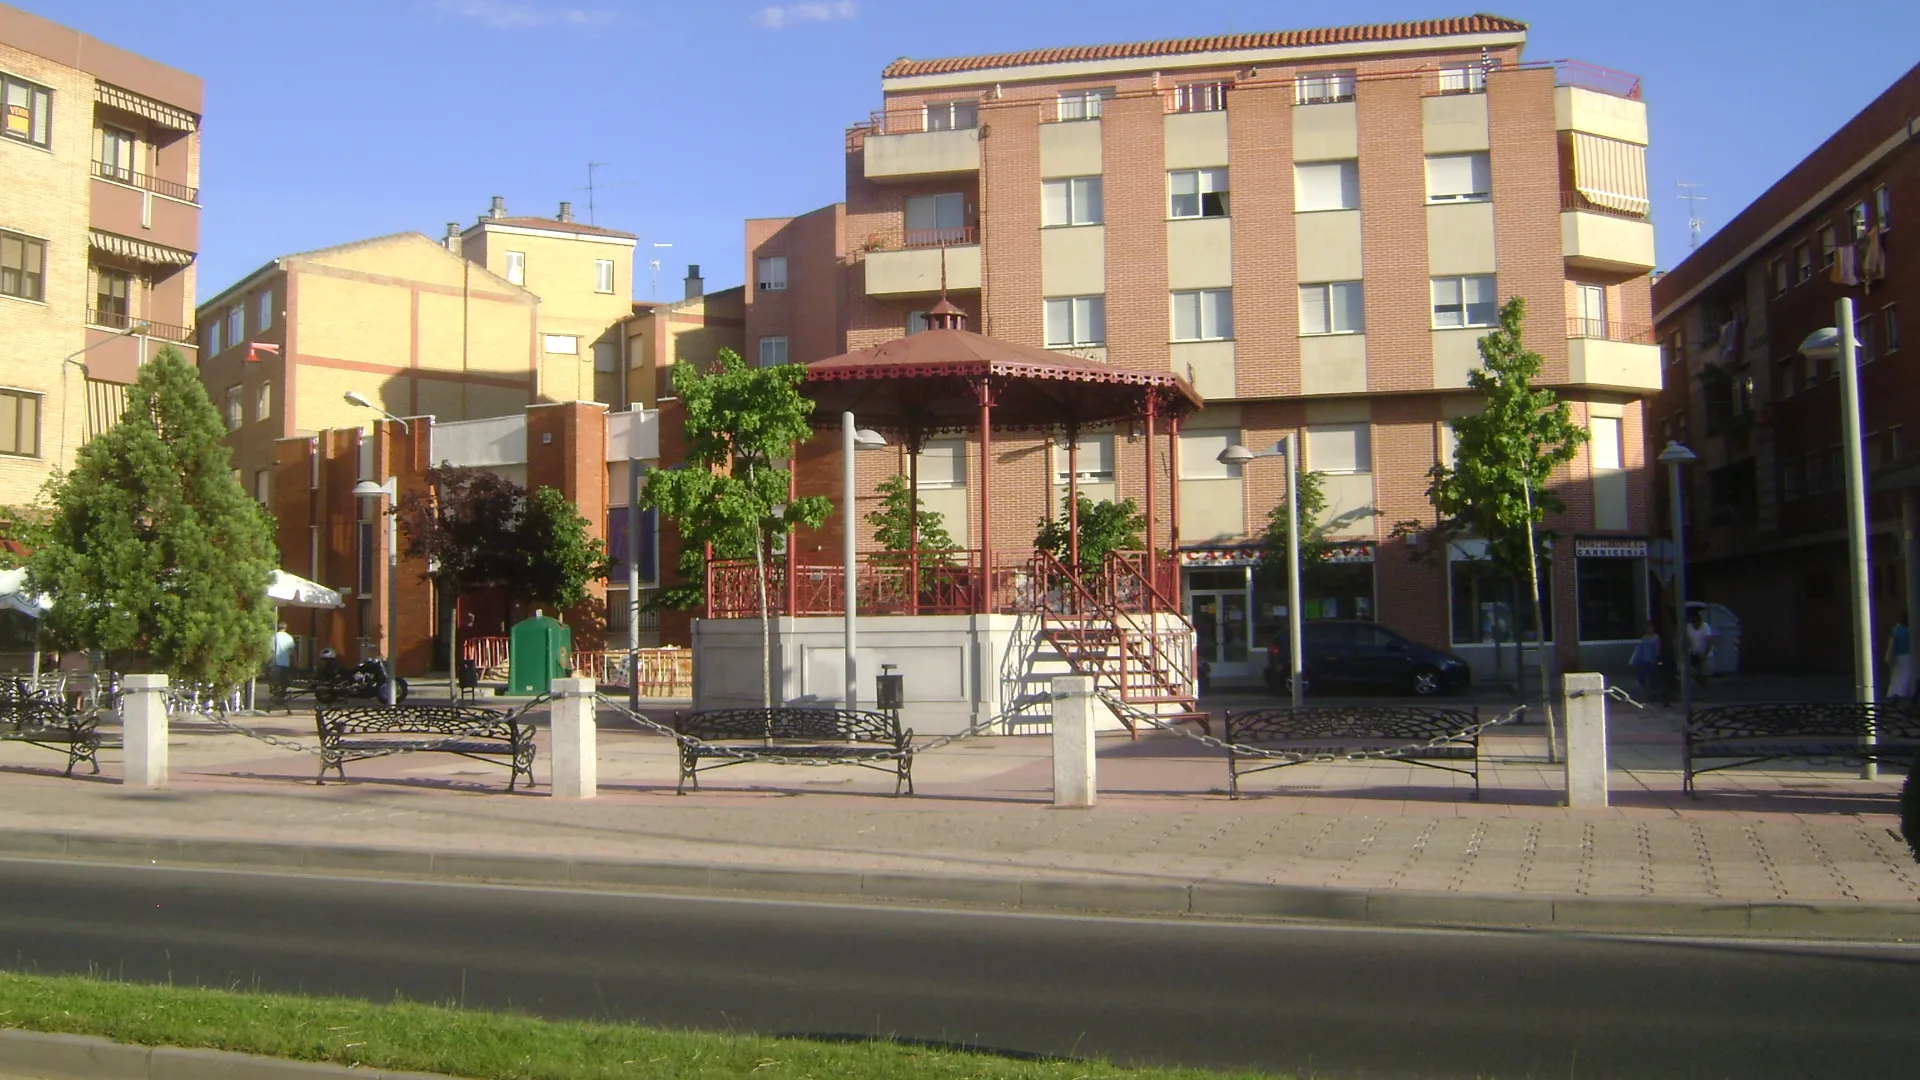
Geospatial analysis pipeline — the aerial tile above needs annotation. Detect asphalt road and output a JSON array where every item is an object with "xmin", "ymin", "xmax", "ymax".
[{"xmin": 1, "ymin": 858, "xmax": 1916, "ymax": 1080}]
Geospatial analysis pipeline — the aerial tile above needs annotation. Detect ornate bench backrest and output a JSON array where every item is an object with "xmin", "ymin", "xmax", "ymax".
[
  {"xmin": 1225, "ymin": 706, "xmax": 1480, "ymax": 745},
  {"xmin": 0, "ymin": 698, "xmax": 85, "ymax": 736},
  {"xmin": 1687, "ymin": 703, "xmax": 1920, "ymax": 741},
  {"xmin": 679, "ymin": 707, "xmax": 902, "ymax": 745},
  {"xmin": 317, "ymin": 704, "xmax": 519, "ymax": 741}
]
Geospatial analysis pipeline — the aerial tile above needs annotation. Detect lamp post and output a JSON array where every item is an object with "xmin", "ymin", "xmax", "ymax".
[
  {"xmin": 1801, "ymin": 307, "xmax": 1877, "ymax": 778},
  {"xmin": 1219, "ymin": 437, "xmax": 1302, "ymax": 708},
  {"xmin": 842, "ymin": 413, "xmax": 887, "ymax": 708},
  {"xmin": 346, "ymin": 392, "xmax": 410, "ymax": 708},
  {"xmin": 1658, "ymin": 441, "xmax": 1698, "ymax": 720}
]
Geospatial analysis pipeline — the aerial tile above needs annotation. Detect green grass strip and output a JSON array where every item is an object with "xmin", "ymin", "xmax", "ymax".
[{"xmin": 0, "ymin": 971, "xmax": 1287, "ymax": 1079}]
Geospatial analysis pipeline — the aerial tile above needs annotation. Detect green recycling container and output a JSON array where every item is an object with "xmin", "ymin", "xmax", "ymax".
[{"xmin": 508, "ymin": 613, "xmax": 572, "ymax": 697}]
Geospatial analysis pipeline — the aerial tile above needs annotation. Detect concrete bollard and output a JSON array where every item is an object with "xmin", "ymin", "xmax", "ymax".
[
  {"xmin": 1562, "ymin": 671, "xmax": 1608, "ymax": 809},
  {"xmin": 121, "ymin": 673, "xmax": 170, "ymax": 789},
  {"xmin": 1050, "ymin": 675, "xmax": 1096, "ymax": 808},
  {"xmin": 548, "ymin": 677, "xmax": 597, "ymax": 799}
]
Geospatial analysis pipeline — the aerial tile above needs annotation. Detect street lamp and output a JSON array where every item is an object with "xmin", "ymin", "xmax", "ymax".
[
  {"xmin": 842, "ymin": 413, "xmax": 887, "ymax": 709},
  {"xmin": 1219, "ymin": 437, "xmax": 1303, "ymax": 708},
  {"xmin": 58, "ymin": 321, "xmax": 152, "ymax": 466},
  {"xmin": 347, "ymin": 392, "xmax": 409, "ymax": 707},
  {"xmin": 1802, "ymin": 307, "xmax": 1877, "ymax": 778},
  {"xmin": 1657, "ymin": 441, "xmax": 1698, "ymax": 719}
]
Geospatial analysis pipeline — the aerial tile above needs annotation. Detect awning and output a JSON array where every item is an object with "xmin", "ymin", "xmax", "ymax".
[
  {"xmin": 89, "ymin": 230, "xmax": 195, "ymax": 268},
  {"xmin": 1571, "ymin": 132, "xmax": 1650, "ymax": 217},
  {"xmin": 268, "ymin": 570, "xmax": 343, "ymax": 610},
  {"xmin": 0, "ymin": 568, "xmax": 50, "ymax": 618},
  {"xmin": 95, "ymin": 83, "xmax": 198, "ymax": 133}
]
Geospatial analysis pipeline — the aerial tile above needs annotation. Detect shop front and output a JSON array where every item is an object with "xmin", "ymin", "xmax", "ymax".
[
  {"xmin": 1573, "ymin": 536, "xmax": 1650, "ymax": 672},
  {"xmin": 1182, "ymin": 542, "xmax": 1378, "ymax": 688}
]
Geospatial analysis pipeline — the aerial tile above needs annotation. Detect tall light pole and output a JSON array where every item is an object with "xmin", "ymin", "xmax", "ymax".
[
  {"xmin": 1219, "ymin": 437, "xmax": 1302, "ymax": 708},
  {"xmin": 842, "ymin": 413, "xmax": 887, "ymax": 708},
  {"xmin": 347, "ymin": 392, "xmax": 410, "ymax": 707},
  {"xmin": 1802, "ymin": 309, "xmax": 1877, "ymax": 778},
  {"xmin": 1658, "ymin": 441, "xmax": 1698, "ymax": 719}
]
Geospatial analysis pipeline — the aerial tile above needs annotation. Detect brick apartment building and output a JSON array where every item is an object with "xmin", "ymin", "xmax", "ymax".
[
  {"xmin": 1650, "ymin": 62, "xmax": 1918, "ymax": 674},
  {"xmin": 745, "ymin": 14, "xmax": 1661, "ymax": 682},
  {"xmin": 0, "ymin": 2, "xmax": 202, "ymax": 508}
]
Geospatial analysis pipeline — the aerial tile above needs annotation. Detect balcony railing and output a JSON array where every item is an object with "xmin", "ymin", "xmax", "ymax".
[
  {"xmin": 858, "ymin": 226, "xmax": 977, "ymax": 253},
  {"xmin": 1165, "ymin": 81, "xmax": 1229, "ymax": 114},
  {"xmin": 93, "ymin": 159, "xmax": 199, "ymax": 204},
  {"xmin": 86, "ymin": 309, "xmax": 196, "ymax": 342},
  {"xmin": 1567, "ymin": 316, "xmax": 1654, "ymax": 344},
  {"xmin": 1562, "ymin": 190, "xmax": 1650, "ymax": 221},
  {"xmin": 1552, "ymin": 59, "xmax": 1642, "ymax": 101}
]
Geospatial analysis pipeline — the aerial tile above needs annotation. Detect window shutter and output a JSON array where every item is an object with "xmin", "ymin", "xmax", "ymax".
[{"xmin": 1570, "ymin": 134, "xmax": 1648, "ymax": 216}]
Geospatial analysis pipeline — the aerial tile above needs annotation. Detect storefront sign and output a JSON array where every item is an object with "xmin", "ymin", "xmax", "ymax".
[
  {"xmin": 1180, "ymin": 546, "xmax": 1260, "ymax": 567},
  {"xmin": 1325, "ymin": 543, "xmax": 1375, "ymax": 564},
  {"xmin": 1574, "ymin": 538, "xmax": 1648, "ymax": 559}
]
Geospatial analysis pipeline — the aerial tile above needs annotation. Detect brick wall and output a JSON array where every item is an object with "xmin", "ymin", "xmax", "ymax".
[{"xmin": 1227, "ymin": 82, "xmax": 1299, "ymax": 399}]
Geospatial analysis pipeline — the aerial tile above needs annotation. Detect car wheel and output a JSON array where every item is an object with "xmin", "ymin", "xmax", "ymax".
[{"xmin": 1410, "ymin": 667, "xmax": 1442, "ymax": 696}]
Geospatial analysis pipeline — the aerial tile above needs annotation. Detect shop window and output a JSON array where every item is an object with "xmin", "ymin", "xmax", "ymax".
[
  {"xmin": 1448, "ymin": 547, "xmax": 1552, "ymax": 645},
  {"xmin": 1577, "ymin": 556, "xmax": 1645, "ymax": 642}
]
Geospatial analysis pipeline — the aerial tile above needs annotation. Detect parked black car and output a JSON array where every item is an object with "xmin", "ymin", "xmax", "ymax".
[{"xmin": 1264, "ymin": 621, "xmax": 1472, "ymax": 697}]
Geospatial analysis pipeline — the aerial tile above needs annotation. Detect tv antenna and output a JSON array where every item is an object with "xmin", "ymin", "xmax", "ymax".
[
  {"xmin": 648, "ymin": 242, "xmax": 673, "ymax": 299},
  {"xmin": 1678, "ymin": 183, "xmax": 1708, "ymax": 250},
  {"xmin": 575, "ymin": 161, "xmax": 631, "ymax": 226}
]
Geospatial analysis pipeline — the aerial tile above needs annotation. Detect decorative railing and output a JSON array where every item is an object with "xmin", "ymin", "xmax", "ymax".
[
  {"xmin": 705, "ymin": 549, "xmax": 1177, "ymax": 620},
  {"xmin": 1551, "ymin": 59, "xmax": 1642, "ymax": 101},
  {"xmin": 1566, "ymin": 317, "xmax": 1655, "ymax": 344},
  {"xmin": 93, "ymin": 159, "xmax": 199, "ymax": 203},
  {"xmin": 462, "ymin": 636, "xmax": 511, "ymax": 676},
  {"xmin": 86, "ymin": 309, "xmax": 196, "ymax": 342},
  {"xmin": 1166, "ymin": 82, "xmax": 1228, "ymax": 114}
]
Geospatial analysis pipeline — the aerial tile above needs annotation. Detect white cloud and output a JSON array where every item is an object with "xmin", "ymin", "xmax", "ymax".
[
  {"xmin": 435, "ymin": 0, "xmax": 616, "ymax": 29},
  {"xmin": 756, "ymin": 1, "xmax": 857, "ymax": 29}
]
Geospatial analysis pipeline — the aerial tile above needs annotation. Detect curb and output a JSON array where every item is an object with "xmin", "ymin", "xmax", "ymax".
[
  {"xmin": 0, "ymin": 1029, "xmax": 453, "ymax": 1080},
  {"xmin": 1, "ymin": 829, "xmax": 1914, "ymax": 941}
]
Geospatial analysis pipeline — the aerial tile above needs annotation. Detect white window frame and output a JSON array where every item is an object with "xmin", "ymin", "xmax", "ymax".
[
  {"xmin": 1294, "ymin": 160, "xmax": 1359, "ymax": 212},
  {"xmin": 505, "ymin": 250, "xmax": 526, "ymax": 285},
  {"xmin": 1431, "ymin": 275, "xmax": 1497, "ymax": 329},
  {"xmin": 1425, "ymin": 152, "xmax": 1491, "ymax": 203},
  {"xmin": 1056, "ymin": 87, "xmax": 1114, "ymax": 122},
  {"xmin": 1044, "ymin": 295, "xmax": 1106, "ymax": 348},
  {"xmin": 1300, "ymin": 281, "xmax": 1365, "ymax": 336},
  {"xmin": 1590, "ymin": 416, "xmax": 1623, "ymax": 471},
  {"xmin": 594, "ymin": 259, "xmax": 615, "ymax": 294},
  {"xmin": 924, "ymin": 99, "xmax": 978, "ymax": 131},
  {"xmin": 758, "ymin": 336, "xmax": 789, "ymax": 367},
  {"xmin": 1295, "ymin": 69, "xmax": 1356, "ymax": 105},
  {"xmin": 1169, "ymin": 168, "xmax": 1229, "ymax": 219},
  {"xmin": 916, "ymin": 438, "xmax": 967, "ymax": 488},
  {"xmin": 1053, "ymin": 432, "xmax": 1115, "ymax": 483},
  {"xmin": 1437, "ymin": 66, "xmax": 1487, "ymax": 94},
  {"xmin": 226, "ymin": 306, "xmax": 243, "ymax": 345},
  {"xmin": 225, "ymin": 385, "xmax": 243, "ymax": 432},
  {"xmin": 1041, "ymin": 176, "xmax": 1103, "ymax": 226},
  {"xmin": 1178, "ymin": 429, "xmax": 1240, "ymax": 480},
  {"xmin": 543, "ymin": 334, "xmax": 579, "ymax": 355},
  {"xmin": 255, "ymin": 382, "xmax": 271, "ymax": 424},
  {"xmin": 1171, "ymin": 289, "xmax": 1234, "ymax": 342},
  {"xmin": 1306, "ymin": 423, "xmax": 1371, "ymax": 475},
  {"xmin": 256, "ymin": 290, "xmax": 273, "ymax": 330},
  {"xmin": 756, "ymin": 255, "xmax": 788, "ymax": 291}
]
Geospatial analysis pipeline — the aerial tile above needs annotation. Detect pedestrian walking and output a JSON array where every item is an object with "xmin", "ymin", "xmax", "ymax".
[
  {"xmin": 1885, "ymin": 613, "xmax": 1914, "ymax": 703},
  {"xmin": 1685, "ymin": 609, "xmax": 1715, "ymax": 685},
  {"xmin": 268, "ymin": 621, "xmax": 296, "ymax": 705},
  {"xmin": 1629, "ymin": 620, "xmax": 1661, "ymax": 697}
]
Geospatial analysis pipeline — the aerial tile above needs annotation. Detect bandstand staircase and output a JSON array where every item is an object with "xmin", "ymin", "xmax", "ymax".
[{"xmin": 1029, "ymin": 552, "xmax": 1210, "ymax": 737}]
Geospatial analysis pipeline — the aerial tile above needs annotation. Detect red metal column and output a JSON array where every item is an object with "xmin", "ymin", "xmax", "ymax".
[
  {"xmin": 977, "ymin": 380, "xmax": 995, "ymax": 614},
  {"xmin": 1168, "ymin": 414, "xmax": 1182, "ymax": 591},
  {"xmin": 1066, "ymin": 425, "xmax": 1080, "ymax": 580},
  {"xmin": 1142, "ymin": 395, "xmax": 1158, "ymax": 613}
]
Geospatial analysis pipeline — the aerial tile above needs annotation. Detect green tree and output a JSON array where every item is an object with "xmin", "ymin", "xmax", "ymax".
[
  {"xmin": 865, "ymin": 474, "xmax": 958, "ymax": 563},
  {"xmin": 640, "ymin": 349, "xmax": 830, "ymax": 706},
  {"xmin": 1035, "ymin": 493, "xmax": 1145, "ymax": 577},
  {"xmin": 1255, "ymin": 466, "xmax": 1334, "ymax": 590},
  {"xmin": 26, "ymin": 347, "xmax": 277, "ymax": 690},
  {"xmin": 519, "ymin": 486, "xmax": 612, "ymax": 611}
]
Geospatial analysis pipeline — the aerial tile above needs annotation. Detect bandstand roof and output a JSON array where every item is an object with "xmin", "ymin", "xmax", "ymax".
[{"xmin": 803, "ymin": 326, "xmax": 1202, "ymax": 435}]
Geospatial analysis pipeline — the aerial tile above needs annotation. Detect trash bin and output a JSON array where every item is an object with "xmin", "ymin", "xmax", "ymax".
[{"xmin": 508, "ymin": 611, "xmax": 572, "ymax": 697}]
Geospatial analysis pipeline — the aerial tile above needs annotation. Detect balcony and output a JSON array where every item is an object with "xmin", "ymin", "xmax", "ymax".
[
  {"xmin": 1562, "ymin": 194, "xmax": 1654, "ymax": 277},
  {"xmin": 864, "ymin": 240, "xmax": 981, "ymax": 297},
  {"xmin": 1566, "ymin": 318, "xmax": 1661, "ymax": 393},
  {"xmin": 1553, "ymin": 62, "xmax": 1647, "ymax": 145},
  {"xmin": 1165, "ymin": 81, "xmax": 1229, "ymax": 113},
  {"xmin": 87, "ymin": 308, "xmax": 196, "ymax": 342},
  {"xmin": 94, "ymin": 159, "xmax": 198, "ymax": 204},
  {"xmin": 856, "ymin": 108, "xmax": 980, "ymax": 183}
]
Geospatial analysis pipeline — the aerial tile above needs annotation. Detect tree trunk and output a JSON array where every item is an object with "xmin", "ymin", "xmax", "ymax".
[{"xmin": 1522, "ymin": 490, "xmax": 1559, "ymax": 764}]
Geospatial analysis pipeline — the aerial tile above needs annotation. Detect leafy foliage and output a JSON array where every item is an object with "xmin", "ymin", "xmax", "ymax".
[
  {"xmin": 394, "ymin": 465, "xmax": 609, "ymax": 612},
  {"xmin": 0, "ymin": 505, "xmax": 49, "ymax": 569},
  {"xmin": 519, "ymin": 486, "xmax": 611, "ymax": 611},
  {"xmin": 1035, "ymin": 493, "xmax": 1146, "ymax": 576},
  {"xmin": 1255, "ymin": 466, "xmax": 1337, "ymax": 588},
  {"xmin": 865, "ymin": 473, "xmax": 958, "ymax": 563},
  {"xmin": 25, "ymin": 348, "xmax": 277, "ymax": 689}
]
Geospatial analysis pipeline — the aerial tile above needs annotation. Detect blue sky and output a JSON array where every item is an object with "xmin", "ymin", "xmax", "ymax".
[{"xmin": 44, "ymin": 0, "xmax": 1920, "ymax": 299}]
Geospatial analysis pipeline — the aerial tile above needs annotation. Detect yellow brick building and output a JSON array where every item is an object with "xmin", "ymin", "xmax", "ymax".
[{"xmin": 622, "ymin": 269, "xmax": 746, "ymax": 409}]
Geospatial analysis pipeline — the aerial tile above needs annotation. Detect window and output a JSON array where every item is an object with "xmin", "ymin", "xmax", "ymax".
[
  {"xmin": 1438, "ymin": 422, "xmax": 1460, "ymax": 465},
  {"xmin": 1056, "ymin": 87, "xmax": 1114, "ymax": 121},
  {"xmin": 756, "ymin": 255, "xmax": 787, "ymax": 291},
  {"xmin": 1169, "ymin": 168, "xmax": 1229, "ymax": 218},
  {"xmin": 592, "ymin": 341, "xmax": 617, "ymax": 373},
  {"xmin": 227, "ymin": 305, "xmax": 243, "ymax": 345},
  {"xmin": 1576, "ymin": 556, "xmax": 1646, "ymax": 643},
  {"xmin": 1, "ymin": 73, "xmax": 52, "ymax": 148},
  {"xmin": 1178, "ymin": 430, "xmax": 1240, "ymax": 480},
  {"xmin": 1783, "ymin": 457, "xmax": 1805, "ymax": 501},
  {"xmin": 1432, "ymin": 275, "xmax": 1497, "ymax": 328},
  {"xmin": 1425, "ymin": 153, "xmax": 1491, "ymax": 202},
  {"xmin": 1818, "ymin": 223, "xmax": 1837, "ymax": 268},
  {"xmin": 905, "ymin": 192, "xmax": 967, "ymax": 241},
  {"xmin": 256, "ymin": 289, "xmax": 273, "ymax": 330},
  {"xmin": 1300, "ymin": 282, "xmax": 1365, "ymax": 335},
  {"xmin": 1044, "ymin": 295, "xmax": 1106, "ymax": 347},
  {"xmin": 905, "ymin": 310, "xmax": 928, "ymax": 336},
  {"xmin": 1805, "ymin": 350, "xmax": 1823, "ymax": 389},
  {"xmin": 925, "ymin": 99, "xmax": 977, "ymax": 131},
  {"xmin": 1306, "ymin": 423, "xmax": 1370, "ymax": 474},
  {"xmin": 1041, "ymin": 176, "xmax": 1103, "ymax": 226},
  {"xmin": 757, "ymin": 336, "xmax": 789, "ymax": 367},
  {"xmin": 1172, "ymin": 289, "xmax": 1234, "ymax": 341},
  {"xmin": 505, "ymin": 250, "xmax": 525, "ymax": 285},
  {"xmin": 1769, "ymin": 257, "xmax": 1788, "ymax": 297},
  {"xmin": 543, "ymin": 334, "xmax": 578, "ymax": 354},
  {"xmin": 98, "ymin": 126, "xmax": 136, "ymax": 182},
  {"xmin": 1666, "ymin": 329, "xmax": 1684, "ymax": 368},
  {"xmin": 1573, "ymin": 283, "xmax": 1607, "ymax": 338},
  {"xmin": 1437, "ymin": 65, "xmax": 1486, "ymax": 93},
  {"xmin": 1856, "ymin": 315, "xmax": 1875, "ymax": 364},
  {"xmin": 1892, "ymin": 425, "xmax": 1906, "ymax": 463},
  {"xmin": 0, "ymin": 230, "xmax": 46, "ymax": 302},
  {"xmin": 1848, "ymin": 201, "xmax": 1870, "ymax": 241},
  {"xmin": 1294, "ymin": 160, "xmax": 1359, "ymax": 212},
  {"xmin": 1885, "ymin": 304, "xmax": 1901, "ymax": 353},
  {"xmin": 1777, "ymin": 355, "xmax": 1797, "ymax": 400},
  {"xmin": 225, "ymin": 386, "xmax": 243, "ymax": 431},
  {"xmin": 1171, "ymin": 81, "xmax": 1227, "ymax": 113},
  {"xmin": 254, "ymin": 469, "xmax": 270, "ymax": 505},
  {"xmin": 917, "ymin": 438, "xmax": 966, "ymax": 487},
  {"xmin": 1794, "ymin": 243, "xmax": 1812, "ymax": 283},
  {"xmin": 206, "ymin": 317, "xmax": 222, "ymax": 356},
  {"xmin": 594, "ymin": 259, "xmax": 614, "ymax": 294},
  {"xmin": 1054, "ymin": 433, "xmax": 1114, "ymax": 482},
  {"xmin": 1875, "ymin": 185, "xmax": 1891, "ymax": 232},
  {"xmin": 94, "ymin": 267, "xmax": 133, "ymax": 327},
  {"xmin": 1296, "ymin": 69, "xmax": 1356, "ymax": 104},
  {"xmin": 0, "ymin": 389, "xmax": 40, "ymax": 457},
  {"xmin": 1590, "ymin": 416, "xmax": 1622, "ymax": 471},
  {"xmin": 256, "ymin": 383, "xmax": 271, "ymax": 423},
  {"xmin": 1450, "ymin": 550, "xmax": 1552, "ymax": 644}
]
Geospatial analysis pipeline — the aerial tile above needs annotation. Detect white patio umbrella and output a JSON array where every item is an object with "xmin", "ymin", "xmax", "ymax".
[
  {"xmin": 0, "ymin": 567, "xmax": 49, "ymax": 618},
  {"xmin": 267, "ymin": 569, "xmax": 344, "ymax": 610}
]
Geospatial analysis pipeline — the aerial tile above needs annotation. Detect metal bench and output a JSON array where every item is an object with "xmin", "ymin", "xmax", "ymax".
[
  {"xmin": 315, "ymin": 703, "xmax": 538, "ymax": 791},
  {"xmin": 1683, "ymin": 702, "xmax": 1920, "ymax": 795},
  {"xmin": 672, "ymin": 707, "xmax": 914, "ymax": 795},
  {"xmin": 0, "ymin": 695, "xmax": 105, "ymax": 777},
  {"xmin": 1221, "ymin": 705, "xmax": 1483, "ymax": 799}
]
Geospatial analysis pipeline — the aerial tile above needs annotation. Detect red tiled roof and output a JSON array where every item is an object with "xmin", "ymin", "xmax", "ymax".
[
  {"xmin": 881, "ymin": 14, "xmax": 1527, "ymax": 79},
  {"xmin": 471, "ymin": 217, "xmax": 637, "ymax": 240}
]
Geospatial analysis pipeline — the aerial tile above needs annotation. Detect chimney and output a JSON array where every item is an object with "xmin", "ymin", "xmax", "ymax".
[
  {"xmin": 488, "ymin": 195, "xmax": 506, "ymax": 219},
  {"xmin": 444, "ymin": 222, "xmax": 462, "ymax": 255},
  {"xmin": 684, "ymin": 264, "xmax": 704, "ymax": 300},
  {"xmin": 557, "ymin": 201, "xmax": 573, "ymax": 223}
]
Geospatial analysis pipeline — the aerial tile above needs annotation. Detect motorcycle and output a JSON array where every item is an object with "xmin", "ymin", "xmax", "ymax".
[{"xmin": 314, "ymin": 657, "xmax": 409, "ymax": 705}]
